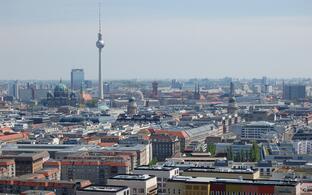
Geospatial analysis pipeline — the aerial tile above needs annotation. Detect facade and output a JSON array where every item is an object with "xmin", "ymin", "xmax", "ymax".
[
  {"xmin": 61, "ymin": 158, "xmax": 130, "ymax": 184},
  {"xmin": 77, "ymin": 185, "xmax": 130, "ymax": 195},
  {"xmin": 150, "ymin": 134, "xmax": 180, "ymax": 161},
  {"xmin": 0, "ymin": 151, "xmax": 48, "ymax": 176},
  {"xmin": 102, "ymin": 144, "xmax": 151, "ymax": 166},
  {"xmin": 71, "ymin": 69, "xmax": 85, "ymax": 90},
  {"xmin": 133, "ymin": 166, "xmax": 179, "ymax": 195},
  {"xmin": 283, "ymin": 84, "xmax": 306, "ymax": 100},
  {"xmin": 0, "ymin": 159, "xmax": 15, "ymax": 177},
  {"xmin": 107, "ymin": 174, "xmax": 157, "ymax": 195},
  {"xmin": 166, "ymin": 176, "xmax": 300, "ymax": 195},
  {"xmin": 240, "ymin": 121, "xmax": 275, "ymax": 141},
  {"xmin": 0, "ymin": 178, "xmax": 91, "ymax": 195},
  {"xmin": 293, "ymin": 140, "xmax": 312, "ymax": 155}
]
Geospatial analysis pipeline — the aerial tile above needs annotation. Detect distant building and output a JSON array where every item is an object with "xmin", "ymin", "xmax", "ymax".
[
  {"xmin": 152, "ymin": 81, "xmax": 158, "ymax": 97},
  {"xmin": 43, "ymin": 81, "xmax": 78, "ymax": 107},
  {"xmin": 283, "ymin": 84, "xmax": 306, "ymax": 100},
  {"xmin": 171, "ymin": 79, "xmax": 183, "ymax": 89},
  {"xmin": 8, "ymin": 80, "xmax": 19, "ymax": 100},
  {"xmin": 127, "ymin": 97, "xmax": 138, "ymax": 116},
  {"xmin": 71, "ymin": 69, "xmax": 84, "ymax": 90},
  {"xmin": 104, "ymin": 82, "xmax": 110, "ymax": 94}
]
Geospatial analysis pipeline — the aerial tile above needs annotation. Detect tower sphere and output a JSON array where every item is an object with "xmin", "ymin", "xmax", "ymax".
[{"xmin": 96, "ymin": 39, "xmax": 105, "ymax": 49}]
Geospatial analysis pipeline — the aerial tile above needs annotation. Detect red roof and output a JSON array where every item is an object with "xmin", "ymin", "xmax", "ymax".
[{"xmin": 149, "ymin": 128, "xmax": 189, "ymax": 139}]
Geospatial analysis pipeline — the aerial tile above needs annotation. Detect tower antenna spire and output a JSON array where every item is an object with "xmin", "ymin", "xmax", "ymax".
[{"xmin": 98, "ymin": 2, "xmax": 101, "ymax": 33}]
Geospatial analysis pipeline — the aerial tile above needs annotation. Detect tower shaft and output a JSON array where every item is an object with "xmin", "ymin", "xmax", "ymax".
[{"xmin": 98, "ymin": 48, "xmax": 103, "ymax": 99}]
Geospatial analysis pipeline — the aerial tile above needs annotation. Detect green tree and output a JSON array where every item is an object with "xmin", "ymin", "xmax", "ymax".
[
  {"xmin": 149, "ymin": 158, "xmax": 158, "ymax": 166},
  {"xmin": 251, "ymin": 141, "xmax": 260, "ymax": 162},
  {"xmin": 207, "ymin": 143, "xmax": 216, "ymax": 156},
  {"xmin": 226, "ymin": 146, "xmax": 233, "ymax": 161}
]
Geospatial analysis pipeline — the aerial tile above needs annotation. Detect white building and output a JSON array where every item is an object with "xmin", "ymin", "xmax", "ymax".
[
  {"xmin": 293, "ymin": 140, "xmax": 312, "ymax": 155},
  {"xmin": 107, "ymin": 174, "xmax": 157, "ymax": 195},
  {"xmin": 133, "ymin": 166, "xmax": 179, "ymax": 195},
  {"xmin": 240, "ymin": 121, "xmax": 275, "ymax": 141}
]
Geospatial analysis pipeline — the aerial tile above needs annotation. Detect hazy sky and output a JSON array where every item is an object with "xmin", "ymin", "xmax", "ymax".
[{"xmin": 0, "ymin": 0, "xmax": 311, "ymax": 80}]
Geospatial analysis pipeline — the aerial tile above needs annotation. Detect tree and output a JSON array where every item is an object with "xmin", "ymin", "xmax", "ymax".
[
  {"xmin": 226, "ymin": 146, "xmax": 233, "ymax": 161},
  {"xmin": 149, "ymin": 157, "xmax": 158, "ymax": 166},
  {"xmin": 251, "ymin": 141, "xmax": 260, "ymax": 162},
  {"xmin": 207, "ymin": 143, "xmax": 216, "ymax": 156}
]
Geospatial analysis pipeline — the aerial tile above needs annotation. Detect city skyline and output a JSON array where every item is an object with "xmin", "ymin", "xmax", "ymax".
[{"xmin": 0, "ymin": 0, "xmax": 311, "ymax": 80}]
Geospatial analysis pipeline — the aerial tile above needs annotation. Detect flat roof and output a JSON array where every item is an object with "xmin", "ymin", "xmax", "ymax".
[
  {"xmin": 110, "ymin": 174, "xmax": 155, "ymax": 181},
  {"xmin": 185, "ymin": 167, "xmax": 257, "ymax": 174},
  {"xmin": 80, "ymin": 185, "xmax": 128, "ymax": 192},
  {"xmin": 135, "ymin": 165, "xmax": 177, "ymax": 171}
]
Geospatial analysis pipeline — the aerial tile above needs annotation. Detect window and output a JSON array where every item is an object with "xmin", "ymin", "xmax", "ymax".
[{"xmin": 138, "ymin": 188, "xmax": 144, "ymax": 193}]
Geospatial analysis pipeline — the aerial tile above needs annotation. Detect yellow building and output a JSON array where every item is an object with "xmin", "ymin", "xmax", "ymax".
[{"xmin": 166, "ymin": 176, "xmax": 300, "ymax": 195}]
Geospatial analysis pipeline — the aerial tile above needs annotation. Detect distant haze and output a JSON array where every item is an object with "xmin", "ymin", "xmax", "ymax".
[{"xmin": 0, "ymin": 0, "xmax": 311, "ymax": 80}]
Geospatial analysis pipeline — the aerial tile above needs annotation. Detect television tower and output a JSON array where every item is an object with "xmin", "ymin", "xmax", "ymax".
[{"xmin": 96, "ymin": 3, "xmax": 105, "ymax": 100}]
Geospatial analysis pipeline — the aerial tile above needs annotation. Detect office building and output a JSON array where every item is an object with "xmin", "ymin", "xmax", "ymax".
[
  {"xmin": 71, "ymin": 69, "xmax": 85, "ymax": 90},
  {"xmin": 283, "ymin": 84, "xmax": 306, "ymax": 100}
]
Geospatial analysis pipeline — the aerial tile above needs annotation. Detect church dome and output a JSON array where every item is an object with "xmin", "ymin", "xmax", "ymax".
[
  {"xmin": 228, "ymin": 96, "xmax": 237, "ymax": 103},
  {"xmin": 54, "ymin": 82, "xmax": 69, "ymax": 98}
]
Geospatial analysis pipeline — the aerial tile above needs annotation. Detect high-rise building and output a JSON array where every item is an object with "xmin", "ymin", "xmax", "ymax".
[
  {"xmin": 152, "ymin": 81, "xmax": 158, "ymax": 97},
  {"xmin": 8, "ymin": 80, "xmax": 20, "ymax": 100},
  {"xmin": 71, "ymin": 69, "xmax": 84, "ymax": 90},
  {"xmin": 283, "ymin": 84, "xmax": 306, "ymax": 100}
]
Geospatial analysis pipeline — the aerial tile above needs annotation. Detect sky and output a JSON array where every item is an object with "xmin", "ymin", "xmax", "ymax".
[{"xmin": 0, "ymin": 0, "xmax": 311, "ymax": 80}]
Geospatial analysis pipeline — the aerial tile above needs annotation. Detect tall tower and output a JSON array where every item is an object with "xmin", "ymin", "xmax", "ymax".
[{"xmin": 96, "ymin": 4, "xmax": 105, "ymax": 100}]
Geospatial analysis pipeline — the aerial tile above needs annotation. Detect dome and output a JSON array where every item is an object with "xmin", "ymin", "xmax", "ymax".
[
  {"xmin": 128, "ymin": 91, "xmax": 144, "ymax": 101},
  {"xmin": 54, "ymin": 82, "xmax": 69, "ymax": 98},
  {"xmin": 228, "ymin": 96, "xmax": 236, "ymax": 103},
  {"xmin": 55, "ymin": 83, "xmax": 67, "ymax": 92},
  {"xmin": 129, "ymin": 96, "xmax": 136, "ymax": 102}
]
